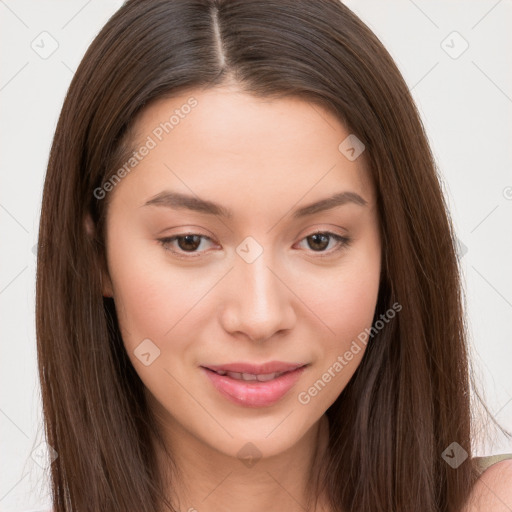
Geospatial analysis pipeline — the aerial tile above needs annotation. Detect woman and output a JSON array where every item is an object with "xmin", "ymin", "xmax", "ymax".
[{"xmin": 34, "ymin": 0, "xmax": 512, "ymax": 511}]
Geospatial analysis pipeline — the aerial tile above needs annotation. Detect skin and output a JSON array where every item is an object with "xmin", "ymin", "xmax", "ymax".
[{"xmin": 96, "ymin": 84, "xmax": 382, "ymax": 512}]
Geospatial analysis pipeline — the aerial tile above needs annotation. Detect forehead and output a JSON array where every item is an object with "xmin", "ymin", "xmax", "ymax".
[{"xmin": 110, "ymin": 86, "xmax": 374, "ymax": 212}]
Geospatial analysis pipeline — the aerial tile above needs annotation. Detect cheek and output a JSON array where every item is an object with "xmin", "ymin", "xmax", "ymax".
[
  {"xmin": 299, "ymin": 238, "xmax": 381, "ymax": 345},
  {"xmin": 296, "ymin": 274, "xmax": 380, "ymax": 410},
  {"xmin": 105, "ymin": 231, "xmax": 194, "ymax": 351},
  {"xmin": 298, "ymin": 233, "xmax": 381, "ymax": 402},
  {"xmin": 331, "ymin": 268, "xmax": 380, "ymax": 337}
]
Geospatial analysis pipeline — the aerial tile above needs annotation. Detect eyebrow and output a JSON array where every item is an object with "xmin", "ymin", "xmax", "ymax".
[{"xmin": 141, "ymin": 190, "xmax": 367, "ymax": 218}]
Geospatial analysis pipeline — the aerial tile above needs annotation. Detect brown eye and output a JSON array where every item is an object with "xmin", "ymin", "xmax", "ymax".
[
  {"xmin": 307, "ymin": 233, "xmax": 330, "ymax": 251},
  {"xmin": 297, "ymin": 231, "xmax": 351, "ymax": 255},
  {"xmin": 157, "ymin": 234, "xmax": 215, "ymax": 257},
  {"xmin": 176, "ymin": 234, "xmax": 202, "ymax": 252}
]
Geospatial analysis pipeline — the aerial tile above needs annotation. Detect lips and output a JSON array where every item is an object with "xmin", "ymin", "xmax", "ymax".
[
  {"xmin": 203, "ymin": 361, "xmax": 306, "ymax": 375},
  {"xmin": 200, "ymin": 361, "xmax": 309, "ymax": 407}
]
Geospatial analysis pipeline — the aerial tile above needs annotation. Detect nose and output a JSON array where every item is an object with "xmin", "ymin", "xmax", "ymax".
[{"xmin": 219, "ymin": 250, "xmax": 296, "ymax": 343}]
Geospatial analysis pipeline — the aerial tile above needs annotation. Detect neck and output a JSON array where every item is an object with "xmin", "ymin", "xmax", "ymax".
[{"xmin": 151, "ymin": 408, "xmax": 331, "ymax": 512}]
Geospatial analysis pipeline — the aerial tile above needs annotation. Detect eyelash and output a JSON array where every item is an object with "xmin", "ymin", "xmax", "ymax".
[{"xmin": 157, "ymin": 231, "xmax": 351, "ymax": 259}]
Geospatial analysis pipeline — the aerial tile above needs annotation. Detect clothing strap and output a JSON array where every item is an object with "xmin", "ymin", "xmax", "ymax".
[{"xmin": 472, "ymin": 453, "xmax": 512, "ymax": 475}]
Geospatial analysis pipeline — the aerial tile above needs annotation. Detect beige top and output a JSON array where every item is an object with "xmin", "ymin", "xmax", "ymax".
[{"xmin": 472, "ymin": 453, "xmax": 512, "ymax": 476}]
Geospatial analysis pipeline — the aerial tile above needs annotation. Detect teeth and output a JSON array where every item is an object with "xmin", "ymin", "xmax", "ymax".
[
  {"xmin": 214, "ymin": 370, "xmax": 285, "ymax": 381},
  {"xmin": 255, "ymin": 372, "xmax": 280, "ymax": 382}
]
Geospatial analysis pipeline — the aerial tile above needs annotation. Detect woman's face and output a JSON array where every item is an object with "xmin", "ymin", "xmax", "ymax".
[{"xmin": 100, "ymin": 85, "xmax": 381, "ymax": 460}]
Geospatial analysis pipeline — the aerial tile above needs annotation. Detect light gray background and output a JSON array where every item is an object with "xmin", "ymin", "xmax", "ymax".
[{"xmin": 1, "ymin": 1, "xmax": 511, "ymax": 510}]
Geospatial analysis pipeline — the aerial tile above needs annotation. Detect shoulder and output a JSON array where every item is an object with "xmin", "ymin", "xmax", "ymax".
[{"xmin": 461, "ymin": 458, "xmax": 512, "ymax": 511}]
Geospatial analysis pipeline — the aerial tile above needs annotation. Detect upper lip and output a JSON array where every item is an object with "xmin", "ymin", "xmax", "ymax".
[{"xmin": 202, "ymin": 361, "xmax": 308, "ymax": 375}]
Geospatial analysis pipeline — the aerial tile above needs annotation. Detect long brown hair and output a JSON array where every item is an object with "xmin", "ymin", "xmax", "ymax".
[{"xmin": 35, "ymin": 1, "xmax": 505, "ymax": 510}]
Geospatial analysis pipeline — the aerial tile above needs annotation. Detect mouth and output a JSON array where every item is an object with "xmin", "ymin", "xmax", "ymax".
[
  {"xmin": 203, "ymin": 367, "xmax": 301, "ymax": 381},
  {"xmin": 200, "ymin": 362, "xmax": 309, "ymax": 408},
  {"xmin": 202, "ymin": 361, "xmax": 307, "ymax": 376}
]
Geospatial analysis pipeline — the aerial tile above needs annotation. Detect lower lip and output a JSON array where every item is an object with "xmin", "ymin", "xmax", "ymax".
[{"xmin": 201, "ymin": 366, "xmax": 307, "ymax": 408}]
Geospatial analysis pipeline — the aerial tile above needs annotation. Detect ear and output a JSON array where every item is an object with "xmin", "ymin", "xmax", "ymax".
[{"xmin": 85, "ymin": 213, "xmax": 114, "ymax": 298}]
